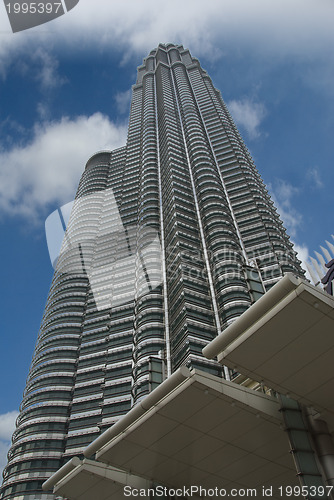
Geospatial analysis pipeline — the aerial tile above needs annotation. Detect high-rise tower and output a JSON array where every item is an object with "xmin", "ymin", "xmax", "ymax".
[{"xmin": 1, "ymin": 43, "xmax": 304, "ymax": 500}]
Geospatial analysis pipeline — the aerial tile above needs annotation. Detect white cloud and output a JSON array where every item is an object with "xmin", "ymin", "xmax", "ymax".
[
  {"xmin": 12, "ymin": 48, "xmax": 66, "ymax": 90},
  {"xmin": 0, "ymin": 0, "xmax": 334, "ymax": 77},
  {"xmin": 58, "ymin": 0, "xmax": 334, "ymax": 60},
  {"xmin": 0, "ymin": 113, "xmax": 127, "ymax": 220},
  {"xmin": 115, "ymin": 89, "xmax": 132, "ymax": 115},
  {"xmin": 268, "ymin": 182, "xmax": 314, "ymax": 282},
  {"xmin": 273, "ymin": 179, "xmax": 299, "ymax": 205},
  {"xmin": 268, "ymin": 179, "xmax": 302, "ymax": 238},
  {"xmin": 32, "ymin": 48, "xmax": 67, "ymax": 90},
  {"xmin": 0, "ymin": 411, "xmax": 18, "ymax": 441},
  {"xmin": 307, "ymin": 167, "xmax": 324, "ymax": 189},
  {"xmin": 227, "ymin": 99, "xmax": 266, "ymax": 139},
  {"xmin": 0, "ymin": 411, "xmax": 18, "ymax": 475},
  {"xmin": 37, "ymin": 101, "xmax": 50, "ymax": 120},
  {"xmin": 293, "ymin": 243, "xmax": 311, "ymax": 280}
]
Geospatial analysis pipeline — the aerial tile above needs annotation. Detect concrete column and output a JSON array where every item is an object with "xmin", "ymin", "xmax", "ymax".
[{"xmin": 309, "ymin": 418, "xmax": 334, "ymax": 490}]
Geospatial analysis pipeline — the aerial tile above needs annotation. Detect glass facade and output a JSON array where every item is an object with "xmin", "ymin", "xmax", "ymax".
[{"xmin": 1, "ymin": 43, "xmax": 304, "ymax": 500}]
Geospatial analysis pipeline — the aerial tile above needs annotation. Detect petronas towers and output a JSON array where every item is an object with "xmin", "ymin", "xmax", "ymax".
[{"xmin": 1, "ymin": 44, "xmax": 304, "ymax": 500}]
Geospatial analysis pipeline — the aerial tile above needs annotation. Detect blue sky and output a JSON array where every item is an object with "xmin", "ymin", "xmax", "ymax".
[{"xmin": 0, "ymin": 0, "xmax": 333, "ymax": 473}]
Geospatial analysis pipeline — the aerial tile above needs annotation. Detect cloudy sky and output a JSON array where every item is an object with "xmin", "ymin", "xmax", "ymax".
[{"xmin": 0, "ymin": 0, "xmax": 333, "ymax": 473}]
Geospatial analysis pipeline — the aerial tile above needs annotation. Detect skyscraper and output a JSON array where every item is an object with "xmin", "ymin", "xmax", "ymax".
[{"xmin": 1, "ymin": 43, "xmax": 304, "ymax": 500}]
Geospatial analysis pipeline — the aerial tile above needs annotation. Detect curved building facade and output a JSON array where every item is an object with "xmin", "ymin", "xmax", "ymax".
[{"xmin": 1, "ymin": 44, "xmax": 304, "ymax": 500}]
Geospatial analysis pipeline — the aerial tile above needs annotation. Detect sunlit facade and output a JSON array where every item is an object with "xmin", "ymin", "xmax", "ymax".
[{"xmin": 1, "ymin": 43, "xmax": 304, "ymax": 500}]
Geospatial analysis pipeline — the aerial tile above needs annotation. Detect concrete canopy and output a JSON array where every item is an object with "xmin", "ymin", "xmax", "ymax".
[
  {"xmin": 44, "ymin": 368, "xmax": 299, "ymax": 499},
  {"xmin": 44, "ymin": 458, "xmax": 150, "ymax": 500},
  {"xmin": 203, "ymin": 274, "xmax": 334, "ymax": 431},
  {"xmin": 92, "ymin": 369, "xmax": 297, "ymax": 491}
]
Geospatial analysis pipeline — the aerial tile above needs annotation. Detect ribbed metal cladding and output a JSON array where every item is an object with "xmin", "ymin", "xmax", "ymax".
[{"xmin": 1, "ymin": 43, "xmax": 305, "ymax": 500}]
